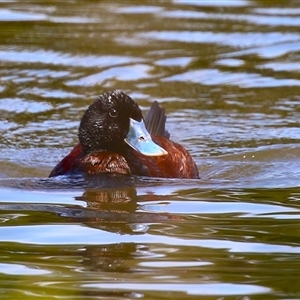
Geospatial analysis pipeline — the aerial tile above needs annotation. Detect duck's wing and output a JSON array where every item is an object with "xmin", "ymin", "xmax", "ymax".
[
  {"xmin": 144, "ymin": 101, "xmax": 170, "ymax": 139},
  {"xmin": 49, "ymin": 143, "xmax": 83, "ymax": 177}
]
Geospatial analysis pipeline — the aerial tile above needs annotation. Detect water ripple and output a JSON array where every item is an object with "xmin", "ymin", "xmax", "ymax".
[
  {"xmin": 137, "ymin": 31, "xmax": 300, "ymax": 48},
  {"xmin": 0, "ymin": 49, "xmax": 139, "ymax": 68},
  {"xmin": 162, "ymin": 68, "xmax": 300, "ymax": 88}
]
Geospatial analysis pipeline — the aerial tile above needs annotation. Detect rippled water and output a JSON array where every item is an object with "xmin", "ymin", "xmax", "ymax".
[{"xmin": 1, "ymin": 1, "xmax": 300, "ymax": 299}]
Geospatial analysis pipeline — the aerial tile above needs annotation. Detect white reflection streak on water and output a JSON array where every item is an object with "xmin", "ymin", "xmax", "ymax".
[{"xmin": 0, "ymin": 224, "xmax": 299, "ymax": 254}]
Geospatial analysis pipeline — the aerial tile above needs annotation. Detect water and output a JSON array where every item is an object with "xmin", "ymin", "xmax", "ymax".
[{"xmin": 0, "ymin": 0, "xmax": 300, "ymax": 299}]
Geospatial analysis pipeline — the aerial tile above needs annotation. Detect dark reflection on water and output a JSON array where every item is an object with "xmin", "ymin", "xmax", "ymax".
[{"xmin": 1, "ymin": 0, "xmax": 300, "ymax": 299}]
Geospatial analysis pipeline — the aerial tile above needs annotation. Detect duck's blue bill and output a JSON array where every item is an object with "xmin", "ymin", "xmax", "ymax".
[{"xmin": 124, "ymin": 118, "xmax": 168, "ymax": 156}]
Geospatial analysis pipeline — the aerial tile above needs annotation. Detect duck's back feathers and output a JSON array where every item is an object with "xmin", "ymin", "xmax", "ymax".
[
  {"xmin": 49, "ymin": 143, "xmax": 82, "ymax": 177},
  {"xmin": 135, "ymin": 136, "xmax": 199, "ymax": 178}
]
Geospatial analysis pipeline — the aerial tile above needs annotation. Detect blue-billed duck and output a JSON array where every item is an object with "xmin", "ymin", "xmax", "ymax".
[{"xmin": 49, "ymin": 90, "xmax": 199, "ymax": 179}]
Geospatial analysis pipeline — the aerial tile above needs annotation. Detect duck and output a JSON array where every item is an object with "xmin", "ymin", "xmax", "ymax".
[{"xmin": 49, "ymin": 90, "xmax": 199, "ymax": 179}]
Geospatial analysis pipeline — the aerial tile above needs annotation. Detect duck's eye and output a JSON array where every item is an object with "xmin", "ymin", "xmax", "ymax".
[{"xmin": 109, "ymin": 109, "xmax": 118, "ymax": 118}]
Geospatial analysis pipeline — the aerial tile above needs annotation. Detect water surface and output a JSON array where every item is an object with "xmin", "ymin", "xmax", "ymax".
[{"xmin": 0, "ymin": 0, "xmax": 300, "ymax": 299}]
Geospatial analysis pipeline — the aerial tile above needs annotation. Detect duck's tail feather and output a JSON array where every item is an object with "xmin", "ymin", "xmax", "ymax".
[{"xmin": 144, "ymin": 101, "xmax": 170, "ymax": 139}]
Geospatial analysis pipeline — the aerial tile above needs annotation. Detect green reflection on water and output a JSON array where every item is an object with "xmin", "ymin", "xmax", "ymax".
[{"xmin": 1, "ymin": 0, "xmax": 300, "ymax": 299}]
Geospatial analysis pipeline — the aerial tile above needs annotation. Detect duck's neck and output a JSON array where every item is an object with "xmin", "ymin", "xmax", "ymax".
[
  {"xmin": 81, "ymin": 140, "xmax": 125, "ymax": 156},
  {"xmin": 81, "ymin": 142, "xmax": 149, "ymax": 176}
]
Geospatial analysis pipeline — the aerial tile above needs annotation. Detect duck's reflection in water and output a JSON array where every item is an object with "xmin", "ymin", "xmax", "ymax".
[
  {"xmin": 0, "ymin": 174, "xmax": 179, "ymax": 235},
  {"xmin": 73, "ymin": 177, "xmax": 179, "ymax": 234},
  {"xmin": 81, "ymin": 242, "xmax": 155, "ymax": 298},
  {"xmin": 0, "ymin": 176, "xmax": 181, "ymax": 298}
]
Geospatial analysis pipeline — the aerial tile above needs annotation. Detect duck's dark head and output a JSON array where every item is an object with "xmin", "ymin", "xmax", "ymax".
[{"xmin": 79, "ymin": 90, "xmax": 167, "ymax": 156}]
